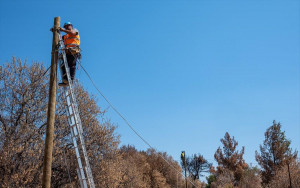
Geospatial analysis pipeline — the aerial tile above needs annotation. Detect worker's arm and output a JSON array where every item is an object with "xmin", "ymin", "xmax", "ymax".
[{"xmin": 59, "ymin": 27, "xmax": 78, "ymax": 35}]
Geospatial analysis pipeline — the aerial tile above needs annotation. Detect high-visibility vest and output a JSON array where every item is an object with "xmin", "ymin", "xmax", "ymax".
[{"xmin": 63, "ymin": 33, "xmax": 80, "ymax": 48}]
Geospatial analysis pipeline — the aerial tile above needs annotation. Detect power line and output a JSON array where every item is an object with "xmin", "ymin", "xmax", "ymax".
[
  {"xmin": 22, "ymin": 65, "xmax": 51, "ymax": 97},
  {"xmin": 29, "ymin": 65, "xmax": 51, "ymax": 86},
  {"xmin": 77, "ymin": 61, "xmax": 199, "ymax": 188}
]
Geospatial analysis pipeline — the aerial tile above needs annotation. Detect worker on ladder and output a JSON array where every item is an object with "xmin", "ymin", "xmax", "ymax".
[{"xmin": 59, "ymin": 21, "xmax": 81, "ymax": 87}]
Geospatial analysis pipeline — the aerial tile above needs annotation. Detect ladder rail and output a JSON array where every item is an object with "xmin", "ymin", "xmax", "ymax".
[
  {"xmin": 64, "ymin": 90, "xmax": 95, "ymax": 188},
  {"xmin": 58, "ymin": 32, "xmax": 95, "ymax": 188},
  {"xmin": 63, "ymin": 88, "xmax": 89, "ymax": 188}
]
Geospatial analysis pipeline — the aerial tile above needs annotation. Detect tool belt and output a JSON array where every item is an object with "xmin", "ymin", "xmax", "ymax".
[{"xmin": 65, "ymin": 47, "xmax": 81, "ymax": 55}]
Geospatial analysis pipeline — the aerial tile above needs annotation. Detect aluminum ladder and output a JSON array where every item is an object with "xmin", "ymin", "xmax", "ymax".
[{"xmin": 57, "ymin": 32, "xmax": 95, "ymax": 188}]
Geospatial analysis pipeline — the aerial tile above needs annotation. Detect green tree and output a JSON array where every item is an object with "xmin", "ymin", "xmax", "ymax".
[
  {"xmin": 205, "ymin": 174, "xmax": 216, "ymax": 188},
  {"xmin": 255, "ymin": 121, "xmax": 298, "ymax": 185}
]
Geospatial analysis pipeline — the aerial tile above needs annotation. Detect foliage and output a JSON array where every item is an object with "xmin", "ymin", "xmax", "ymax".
[
  {"xmin": 0, "ymin": 58, "xmax": 48, "ymax": 187},
  {"xmin": 239, "ymin": 166, "xmax": 262, "ymax": 188},
  {"xmin": 180, "ymin": 153, "xmax": 211, "ymax": 187},
  {"xmin": 1, "ymin": 58, "xmax": 299, "ymax": 188},
  {"xmin": 211, "ymin": 169, "xmax": 235, "ymax": 188},
  {"xmin": 120, "ymin": 145, "xmax": 184, "ymax": 188},
  {"xmin": 255, "ymin": 121, "xmax": 298, "ymax": 185},
  {"xmin": 206, "ymin": 174, "xmax": 216, "ymax": 188},
  {"xmin": 0, "ymin": 59, "xmax": 185, "ymax": 187},
  {"xmin": 187, "ymin": 154, "xmax": 212, "ymax": 181},
  {"xmin": 214, "ymin": 132, "xmax": 248, "ymax": 184},
  {"xmin": 266, "ymin": 158, "xmax": 300, "ymax": 188}
]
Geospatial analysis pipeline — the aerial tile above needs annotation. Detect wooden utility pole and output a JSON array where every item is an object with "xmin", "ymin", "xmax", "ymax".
[
  {"xmin": 181, "ymin": 151, "xmax": 188, "ymax": 188},
  {"xmin": 184, "ymin": 159, "xmax": 187, "ymax": 188},
  {"xmin": 42, "ymin": 16, "xmax": 60, "ymax": 188},
  {"xmin": 288, "ymin": 163, "xmax": 292, "ymax": 188}
]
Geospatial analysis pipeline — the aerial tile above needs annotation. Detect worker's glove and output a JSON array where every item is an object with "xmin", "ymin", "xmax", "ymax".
[
  {"xmin": 50, "ymin": 27, "xmax": 60, "ymax": 32},
  {"xmin": 58, "ymin": 27, "xmax": 66, "ymax": 32}
]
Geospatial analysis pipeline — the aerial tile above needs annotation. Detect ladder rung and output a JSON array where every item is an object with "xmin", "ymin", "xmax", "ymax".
[
  {"xmin": 60, "ymin": 63, "xmax": 66, "ymax": 68},
  {"xmin": 65, "ymin": 93, "xmax": 71, "ymax": 98},
  {"xmin": 72, "ymin": 134, "xmax": 78, "ymax": 139},
  {"xmin": 67, "ymin": 113, "xmax": 74, "ymax": 119},
  {"xmin": 78, "ymin": 167, "xmax": 85, "ymax": 172},
  {"xmin": 72, "ymin": 145, "xmax": 79, "ymax": 150},
  {"xmin": 67, "ymin": 113, "xmax": 75, "ymax": 119},
  {"xmin": 67, "ymin": 107, "xmax": 78, "ymax": 115},
  {"xmin": 68, "ymin": 121, "xmax": 77, "ymax": 127},
  {"xmin": 70, "ymin": 123, "xmax": 76, "ymax": 127}
]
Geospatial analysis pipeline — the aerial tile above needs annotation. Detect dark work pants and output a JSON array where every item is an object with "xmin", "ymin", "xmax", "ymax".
[{"xmin": 61, "ymin": 53, "xmax": 78, "ymax": 81}]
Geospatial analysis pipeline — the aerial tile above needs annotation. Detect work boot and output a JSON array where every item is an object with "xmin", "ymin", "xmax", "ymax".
[
  {"xmin": 63, "ymin": 79, "xmax": 69, "ymax": 84},
  {"xmin": 59, "ymin": 79, "xmax": 69, "ymax": 87},
  {"xmin": 58, "ymin": 82, "xmax": 68, "ymax": 87}
]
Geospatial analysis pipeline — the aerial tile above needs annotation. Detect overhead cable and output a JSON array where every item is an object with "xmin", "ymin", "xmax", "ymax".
[{"xmin": 78, "ymin": 61, "xmax": 199, "ymax": 188}]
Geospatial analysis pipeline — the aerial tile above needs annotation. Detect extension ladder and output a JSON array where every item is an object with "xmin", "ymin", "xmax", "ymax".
[{"xmin": 57, "ymin": 32, "xmax": 95, "ymax": 188}]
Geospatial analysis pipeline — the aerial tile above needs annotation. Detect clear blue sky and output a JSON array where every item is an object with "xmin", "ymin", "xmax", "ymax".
[{"xmin": 1, "ymin": 0, "xmax": 299, "ymax": 169}]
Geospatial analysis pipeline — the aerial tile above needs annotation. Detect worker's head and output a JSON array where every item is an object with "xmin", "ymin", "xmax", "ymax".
[{"xmin": 64, "ymin": 22, "xmax": 73, "ymax": 30}]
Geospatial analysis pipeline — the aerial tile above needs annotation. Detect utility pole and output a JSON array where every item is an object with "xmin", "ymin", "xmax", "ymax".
[
  {"xmin": 177, "ymin": 173, "xmax": 178, "ymax": 188},
  {"xmin": 42, "ymin": 16, "xmax": 60, "ymax": 188},
  {"xmin": 181, "ymin": 151, "xmax": 188, "ymax": 188},
  {"xmin": 288, "ymin": 163, "xmax": 292, "ymax": 188}
]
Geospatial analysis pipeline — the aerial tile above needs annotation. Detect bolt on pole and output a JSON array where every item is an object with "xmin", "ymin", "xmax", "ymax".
[{"xmin": 42, "ymin": 16, "xmax": 60, "ymax": 188}]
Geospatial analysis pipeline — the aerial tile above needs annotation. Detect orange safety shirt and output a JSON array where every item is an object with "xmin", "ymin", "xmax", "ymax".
[{"xmin": 63, "ymin": 32, "xmax": 80, "ymax": 48}]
